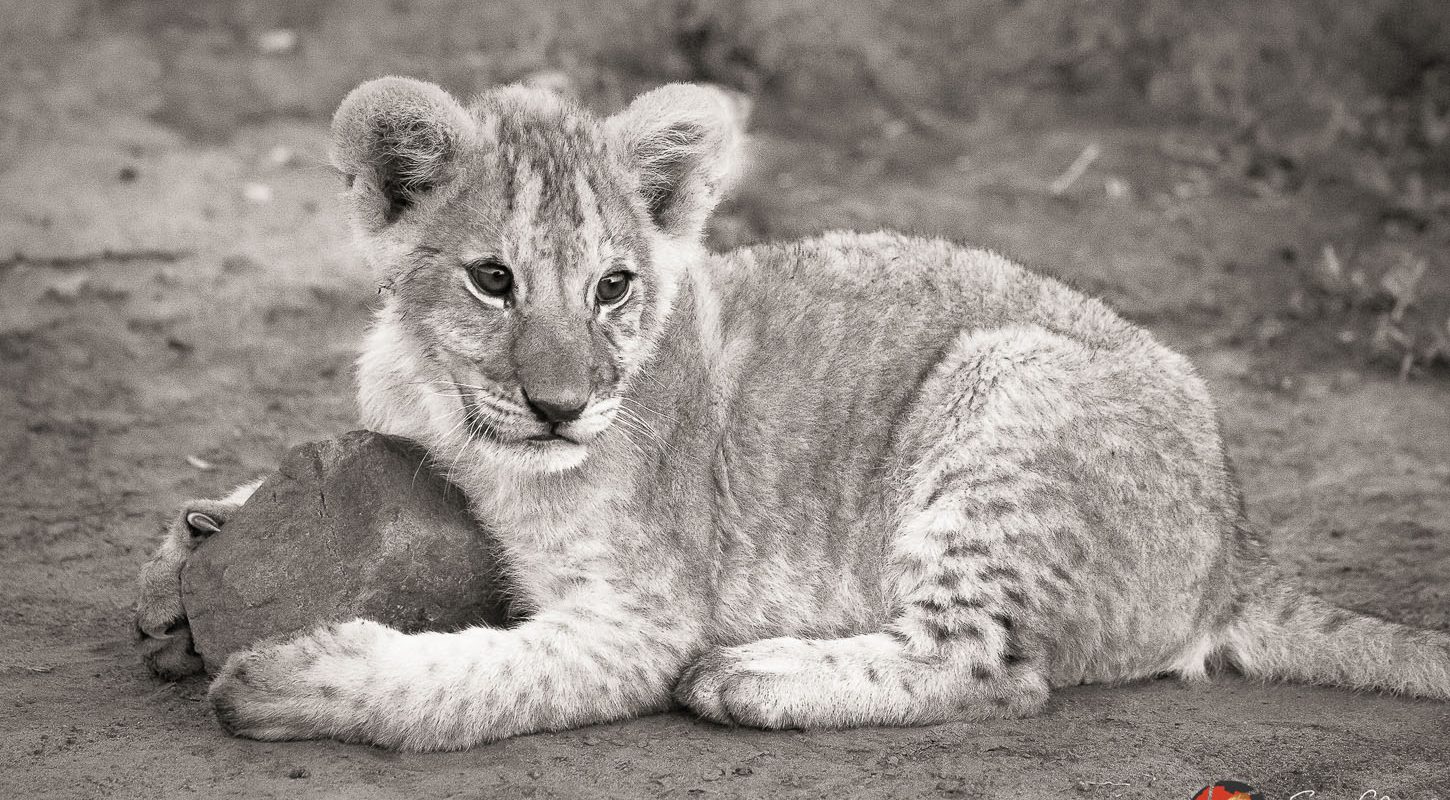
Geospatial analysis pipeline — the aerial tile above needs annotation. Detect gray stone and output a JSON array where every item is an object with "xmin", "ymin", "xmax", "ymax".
[{"xmin": 181, "ymin": 431, "xmax": 512, "ymax": 673}]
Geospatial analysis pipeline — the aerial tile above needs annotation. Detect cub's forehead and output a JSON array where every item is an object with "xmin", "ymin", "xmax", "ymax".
[
  {"xmin": 436, "ymin": 89, "xmax": 646, "ymax": 265},
  {"xmin": 465, "ymin": 88, "xmax": 617, "ymax": 180},
  {"xmin": 474, "ymin": 88, "xmax": 606, "ymax": 150}
]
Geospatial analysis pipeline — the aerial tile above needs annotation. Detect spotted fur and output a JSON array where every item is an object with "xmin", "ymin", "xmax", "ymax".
[{"xmin": 137, "ymin": 78, "xmax": 1450, "ymax": 751}]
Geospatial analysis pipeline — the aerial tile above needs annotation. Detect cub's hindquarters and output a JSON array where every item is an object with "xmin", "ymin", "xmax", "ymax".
[
  {"xmin": 678, "ymin": 322, "xmax": 1232, "ymax": 726},
  {"xmin": 676, "ymin": 320, "xmax": 1449, "ymax": 729},
  {"xmin": 892, "ymin": 323, "xmax": 1246, "ymax": 686}
]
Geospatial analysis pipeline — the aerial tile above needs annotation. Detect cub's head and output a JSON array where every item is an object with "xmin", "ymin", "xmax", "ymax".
[{"xmin": 332, "ymin": 78, "xmax": 746, "ymax": 473}]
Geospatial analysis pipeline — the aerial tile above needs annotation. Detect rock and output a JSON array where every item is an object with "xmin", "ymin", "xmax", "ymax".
[{"xmin": 181, "ymin": 431, "xmax": 511, "ymax": 673}]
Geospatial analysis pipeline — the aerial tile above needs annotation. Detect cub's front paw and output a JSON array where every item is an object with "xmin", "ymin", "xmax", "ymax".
[
  {"xmin": 135, "ymin": 500, "xmax": 236, "ymax": 679},
  {"xmin": 208, "ymin": 619, "xmax": 398, "ymax": 743}
]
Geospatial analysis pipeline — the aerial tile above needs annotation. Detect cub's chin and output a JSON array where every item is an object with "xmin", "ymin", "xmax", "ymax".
[{"xmin": 470, "ymin": 432, "xmax": 592, "ymax": 475}]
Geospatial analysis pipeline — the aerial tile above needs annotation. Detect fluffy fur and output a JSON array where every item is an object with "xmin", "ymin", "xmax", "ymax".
[{"xmin": 136, "ymin": 79, "xmax": 1450, "ymax": 751}]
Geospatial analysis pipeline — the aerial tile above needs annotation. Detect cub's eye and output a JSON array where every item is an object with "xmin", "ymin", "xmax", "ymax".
[
  {"xmin": 464, "ymin": 259, "xmax": 513, "ymax": 306},
  {"xmin": 596, "ymin": 271, "xmax": 632, "ymax": 306}
]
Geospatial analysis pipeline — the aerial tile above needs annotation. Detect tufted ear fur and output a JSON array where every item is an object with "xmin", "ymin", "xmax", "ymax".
[
  {"xmin": 605, "ymin": 83, "xmax": 749, "ymax": 241},
  {"xmin": 331, "ymin": 77, "xmax": 475, "ymax": 227}
]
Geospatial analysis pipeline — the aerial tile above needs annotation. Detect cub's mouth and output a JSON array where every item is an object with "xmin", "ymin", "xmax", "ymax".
[{"xmin": 460, "ymin": 394, "xmax": 584, "ymax": 447}]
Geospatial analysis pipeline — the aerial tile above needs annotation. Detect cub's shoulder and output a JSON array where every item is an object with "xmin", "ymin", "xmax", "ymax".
[
  {"xmin": 707, "ymin": 231, "xmax": 1022, "ymax": 302},
  {"xmin": 707, "ymin": 230, "xmax": 1159, "ymax": 357},
  {"xmin": 710, "ymin": 230, "xmax": 1055, "ymax": 307},
  {"xmin": 720, "ymin": 230, "xmax": 1019, "ymax": 279}
]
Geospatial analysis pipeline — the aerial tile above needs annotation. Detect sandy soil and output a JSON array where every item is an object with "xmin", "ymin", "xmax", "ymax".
[{"xmin": 2, "ymin": 7, "xmax": 1448, "ymax": 799}]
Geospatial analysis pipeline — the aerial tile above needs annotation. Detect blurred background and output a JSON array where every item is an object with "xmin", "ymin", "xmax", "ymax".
[
  {"xmin": 3, "ymin": 3, "xmax": 1449, "ymax": 797},
  {"xmin": 4, "ymin": 0, "xmax": 1448, "ymax": 375}
]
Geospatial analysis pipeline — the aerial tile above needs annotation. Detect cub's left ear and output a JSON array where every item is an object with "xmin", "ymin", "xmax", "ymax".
[{"xmin": 605, "ymin": 83, "xmax": 750, "ymax": 241}]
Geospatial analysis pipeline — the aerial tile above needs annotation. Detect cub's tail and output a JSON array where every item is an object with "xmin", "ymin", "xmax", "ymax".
[{"xmin": 1220, "ymin": 578, "xmax": 1450, "ymax": 700}]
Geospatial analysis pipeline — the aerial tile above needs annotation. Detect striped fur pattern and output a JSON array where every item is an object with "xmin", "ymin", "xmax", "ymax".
[{"xmin": 139, "ymin": 79, "xmax": 1449, "ymax": 750}]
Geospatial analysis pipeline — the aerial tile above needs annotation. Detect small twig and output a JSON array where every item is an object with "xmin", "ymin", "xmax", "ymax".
[
  {"xmin": 1050, "ymin": 143, "xmax": 1102, "ymax": 195},
  {"xmin": 1398, "ymin": 351, "xmax": 1415, "ymax": 383},
  {"xmin": 146, "ymin": 682, "xmax": 181, "ymax": 702}
]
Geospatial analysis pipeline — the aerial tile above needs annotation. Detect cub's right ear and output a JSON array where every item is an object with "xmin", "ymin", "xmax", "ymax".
[{"xmin": 331, "ymin": 77, "xmax": 475, "ymax": 227}]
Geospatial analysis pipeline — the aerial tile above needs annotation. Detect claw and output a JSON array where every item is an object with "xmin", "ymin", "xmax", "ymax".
[
  {"xmin": 138, "ymin": 617, "xmax": 188, "ymax": 641},
  {"xmin": 185, "ymin": 512, "xmax": 222, "ymax": 537}
]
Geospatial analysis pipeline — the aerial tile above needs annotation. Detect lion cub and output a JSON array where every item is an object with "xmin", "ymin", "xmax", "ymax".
[{"xmin": 136, "ymin": 78, "xmax": 1450, "ymax": 750}]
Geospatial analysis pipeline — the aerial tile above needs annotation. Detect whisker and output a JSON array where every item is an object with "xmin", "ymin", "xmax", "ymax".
[
  {"xmin": 620, "ymin": 395, "xmax": 679, "ymax": 426},
  {"xmin": 410, "ymin": 379, "xmax": 487, "ymax": 392},
  {"xmin": 614, "ymin": 407, "xmax": 677, "ymax": 459},
  {"xmin": 409, "ymin": 379, "xmax": 529, "ymax": 415},
  {"xmin": 416, "ymin": 403, "xmax": 473, "ymax": 490},
  {"xmin": 626, "ymin": 369, "xmax": 673, "ymax": 392},
  {"xmin": 442, "ymin": 430, "xmax": 473, "ymax": 489},
  {"xmin": 610, "ymin": 420, "xmax": 649, "ymax": 461},
  {"xmin": 607, "ymin": 406, "xmax": 649, "ymax": 438}
]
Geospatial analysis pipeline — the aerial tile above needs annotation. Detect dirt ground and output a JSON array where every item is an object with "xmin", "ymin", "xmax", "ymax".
[{"xmin": 2, "ymin": 3, "xmax": 1449, "ymax": 799}]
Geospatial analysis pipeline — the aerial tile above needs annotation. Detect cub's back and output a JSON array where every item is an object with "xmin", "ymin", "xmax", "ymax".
[
  {"xmin": 693, "ymin": 229, "xmax": 1220, "ymax": 505},
  {"xmin": 704, "ymin": 231, "xmax": 1163, "ymax": 399}
]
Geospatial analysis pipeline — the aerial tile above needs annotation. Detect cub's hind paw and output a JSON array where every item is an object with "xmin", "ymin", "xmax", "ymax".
[
  {"xmin": 135, "ymin": 499, "xmax": 240, "ymax": 679},
  {"xmin": 675, "ymin": 638, "xmax": 826, "ymax": 728}
]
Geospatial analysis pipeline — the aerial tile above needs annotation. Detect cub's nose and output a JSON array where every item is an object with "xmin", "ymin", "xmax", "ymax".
[{"xmin": 522, "ymin": 390, "xmax": 588, "ymax": 424}]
